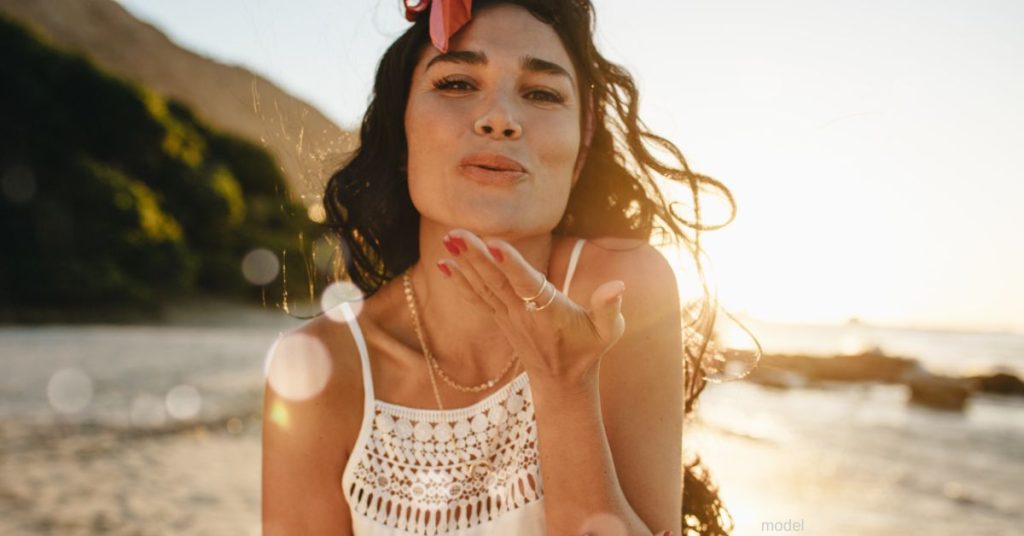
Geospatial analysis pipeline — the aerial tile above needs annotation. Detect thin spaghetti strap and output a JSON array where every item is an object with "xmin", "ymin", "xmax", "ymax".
[
  {"xmin": 561, "ymin": 238, "xmax": 587, "ymax": 296},
  {"xmin": 339, "ymin": 301, "xmax": 375, "ymax": 411}
]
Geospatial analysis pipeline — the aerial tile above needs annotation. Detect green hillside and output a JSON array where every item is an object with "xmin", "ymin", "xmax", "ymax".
[{"xmin": 0, "ymin": 15, "xmax": 324, "ymax": 320}]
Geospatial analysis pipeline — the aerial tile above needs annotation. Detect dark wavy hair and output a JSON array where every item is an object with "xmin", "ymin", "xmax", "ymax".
[{"xmin": 322, "ymin": 0, "xmax": 739, "ymax": 533}]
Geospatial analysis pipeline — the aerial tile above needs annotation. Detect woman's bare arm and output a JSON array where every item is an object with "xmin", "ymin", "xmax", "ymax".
[
  {"xmin": 532, "ymin": 244, "xmax": 684, "ymax": 536},
  {"xmin": 262, "ymin": 330, "xmax": 356, "ymax": 535}
]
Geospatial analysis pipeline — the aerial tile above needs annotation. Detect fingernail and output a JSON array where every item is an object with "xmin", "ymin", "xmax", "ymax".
[
  {"xmin": 436, "ymin": 260, "xmax": 451, "ymax": 277},
  {"xmin": 451, "ymin": 236, "xmax": 468, "ymax": 253},
  {"xmin": 662, "ymin": 532, "xmax": 674, "ymax": 536},
  {"xmin": 443, "ymin": 236, "xmax": 460, "ymax": 256},
  {"xmin": 487, "ymin": 245, "xmax": 504, "ymax": 262}
]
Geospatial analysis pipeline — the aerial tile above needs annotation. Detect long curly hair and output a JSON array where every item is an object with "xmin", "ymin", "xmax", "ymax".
[{"xmin": 322, "ymin": 1, "xmax": 738, "ymax": 533}]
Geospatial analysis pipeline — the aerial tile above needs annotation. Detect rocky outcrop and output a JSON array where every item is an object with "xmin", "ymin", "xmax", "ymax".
[
  {"xmin": 968, "ymin": 372, "xmax": 1024, "ymax": 396},
  {"xmin": 738, "ymin": 348, "xmax": 1023, "ymax": 413},
  {"xmin": 904, "ymin": 370, "xmax": 973, "ymax": 411}
]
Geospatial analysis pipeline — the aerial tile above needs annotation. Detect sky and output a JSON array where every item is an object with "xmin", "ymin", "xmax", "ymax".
[{"xmin": 113, "ymin": 0, "xmax": 1024, "ymax": 333}]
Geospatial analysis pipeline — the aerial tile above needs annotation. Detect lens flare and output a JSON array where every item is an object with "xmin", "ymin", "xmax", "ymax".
[
  {"xmin": 306, "ymin": 201, "xmax": 326, "ymax": 223},
  {"xmin": 313, "ymin": 234, "xmax": 338, "ymax": 273},
  {"xmin": 269, "ymin": 400, "xmax": 290, "ymax": 429},
  {"xmin": 241, "ymin": 248, "xmax": 280, "ymax": 285},
  {"xmin": 46, "ymin": 368, "xmax": 93, "ymax": 414},
  {"xmin": 264, "ymin": 332, "xmax": 332, "ymax": 401},
  {"xmin": 321, "ymin": 281, "xmax": 365, "ymax": 322},
  {"xmin": 0, "ymin": 164, "xmax": 36, "ymax": 204},
  {"xmin": 165, "ymin": 384, "xmax": 202, "ymax": 420}
]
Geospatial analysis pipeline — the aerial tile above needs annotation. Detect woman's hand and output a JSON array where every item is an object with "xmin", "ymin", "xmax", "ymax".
[{"xmin": 436, "ymin": 228, "xmax": 626, "ymax": 389}]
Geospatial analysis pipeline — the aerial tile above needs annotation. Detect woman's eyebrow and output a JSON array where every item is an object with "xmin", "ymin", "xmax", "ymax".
[{"xmin": 425, "ymin": 49, "xmax": 575, "ymax": 85}]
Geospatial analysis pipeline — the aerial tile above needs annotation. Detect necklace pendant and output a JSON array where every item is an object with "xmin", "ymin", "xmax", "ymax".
[{"xmin": 525, "ymin": 301, "xmax": 537, "ymax": 312}]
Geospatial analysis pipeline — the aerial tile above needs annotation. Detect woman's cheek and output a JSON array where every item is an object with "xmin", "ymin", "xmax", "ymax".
[{"xmin": 537, "ymin": 116, "xmax": 581, "ymax": 176}]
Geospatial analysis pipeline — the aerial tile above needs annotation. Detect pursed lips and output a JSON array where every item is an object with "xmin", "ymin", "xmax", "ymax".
[
  {"xmin": 459, "ymin": 153, "xmax": 527, "ymax": 173},
  {"xmin": 457, "ymin": 154, "xmax": 528, "ymax": 185}
]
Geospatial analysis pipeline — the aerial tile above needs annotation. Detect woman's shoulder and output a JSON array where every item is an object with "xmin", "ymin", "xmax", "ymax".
[
  {"xmin": 580, "ymin": 236, "xmax": 674, "ymax": 281},
  {"xmin": 585, "ymin": 235, "xmax": 649, "ymax": 251},
  {"xmin": 574, "ymin": 235, "xmax": 680, "ymax": 320},
  {"xmin": 284, "ymin": 305, "xmax": 373, "ymax": 402},
  {"xmin": 265, "ymin": 305, "xmax": 372, "ymax": 454}
]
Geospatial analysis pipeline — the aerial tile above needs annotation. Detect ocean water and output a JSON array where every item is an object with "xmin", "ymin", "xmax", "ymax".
[
  {"xmin": 1, "ymin": 310, "xmax": 1022, "ymax": 535},
  {"xmin": 719, "ymin": 316, "xmax": 1024, "ymax": 376},
  {"xmin": 697, "ymin": 317, "xmax": 1024, "ymax": 535},
  {"xmin": 693, "ymin": 380, "xmax": 1024, "ymax": 535},
  {"xmin": 0, "ymin": 312, "xmax": 302, "ymax": 428}
]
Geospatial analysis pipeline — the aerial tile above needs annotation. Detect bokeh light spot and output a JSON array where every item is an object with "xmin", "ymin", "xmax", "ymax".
[
  {"xmin": 241, "ymin": 248, "xmax": 280, "ymax": 285},
  {"xmin": 46, "ymin": 367, "xmax": 93, "ymax": 414},
  {"xmin": 165, "ymin": 384, "xmax": 202, "ymax": 420},
  {"xmin": 264, "ymin": 332, "xmax": 332, "ymax": 401},
  {"xmin": 321, "ymin": 280, "xmax": 365, "ymax": 322},
  {"xmin": 312, "ymin": 234, "xmax": 337, "ymax": 273},
  {"xmin": 306, "ymin": 201, "xmax": 326, "ymax": 223},
  {"xmin": 269, "ymin": 400, "xmax": 290, "ymax": 429},
  {"xmin": 1, "ymin": 164, "xmax": 37, "ymax": 204}
]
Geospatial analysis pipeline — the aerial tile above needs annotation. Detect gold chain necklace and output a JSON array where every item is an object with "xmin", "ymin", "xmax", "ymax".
[
  {"xmin": 402, "ymin": 272, "xmax": 520, "ymax": 409},
  {"xmin": 402, "ymin": 272, "xmax": 445, "ymax": 410}
]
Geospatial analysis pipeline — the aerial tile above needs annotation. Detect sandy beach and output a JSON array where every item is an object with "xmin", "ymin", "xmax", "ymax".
[
  {"xmin": 1, "ymin": 416, "xmax": 261, "ymax": 535},
  {"xmin": 1, "ymin": 300, "xmax": 297, "ymax": 535},
  {"xmin": 2, "ymin": 301, "xmax": 1022, "ymax": 535}
]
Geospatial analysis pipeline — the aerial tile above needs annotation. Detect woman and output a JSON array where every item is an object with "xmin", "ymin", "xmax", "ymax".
[{"xmin": 263, "ymin": 0, "xmax": 736, "ymax": 534}]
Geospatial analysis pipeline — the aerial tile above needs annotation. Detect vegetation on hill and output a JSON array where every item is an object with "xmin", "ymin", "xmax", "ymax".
[{"xmin": 0, "ymin": 15, "xmax": 325, "ymax": 321}]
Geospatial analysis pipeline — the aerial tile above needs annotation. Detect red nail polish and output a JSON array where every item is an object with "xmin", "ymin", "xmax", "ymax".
[
  {"xmin": 436, "ymin": 261, "xmax": 451, "ymax": 277},
  {"xmin": 451, "ymin": 236, "xmax": 467, "ymax": 253},
  {"xmin": 487, "ymin": 246, "xmax": 504, "ymax": 262},
  {"xmin": 443, "ymin": 236, "xmax": 460, "ymax": 255}
]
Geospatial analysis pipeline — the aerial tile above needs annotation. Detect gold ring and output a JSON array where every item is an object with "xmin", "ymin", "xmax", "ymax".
[
  {"xmin": 525, "ymin": 282, "xmax": 556, "ymax": 312},
  {"xmin": 520, "ymin": 276, "xmax": 548, "ymax": 302}
]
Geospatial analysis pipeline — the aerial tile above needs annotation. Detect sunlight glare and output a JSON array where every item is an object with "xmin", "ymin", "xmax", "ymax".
[
  {"xmin": 264, "ymin": 332, "xmax": 332, "ymax": 401},
  {"xmin": 321, "ymin": 280, "xmax": 365, "ymax": 322}
]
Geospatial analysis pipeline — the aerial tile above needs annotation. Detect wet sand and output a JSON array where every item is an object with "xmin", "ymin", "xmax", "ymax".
[{"xmin": 1, "ymin": 416, "xmax": 262, "ymax": 535}]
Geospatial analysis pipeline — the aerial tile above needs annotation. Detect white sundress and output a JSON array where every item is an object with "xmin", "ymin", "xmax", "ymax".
[{"xmin": 338, "ymin": 238, "xmax": 587, "ymax": 535}]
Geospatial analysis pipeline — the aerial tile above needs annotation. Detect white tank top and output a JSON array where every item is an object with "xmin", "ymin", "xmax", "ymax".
[{"xmin": 338, "ymin": 238, "xmax": 587, "ymax": 535}]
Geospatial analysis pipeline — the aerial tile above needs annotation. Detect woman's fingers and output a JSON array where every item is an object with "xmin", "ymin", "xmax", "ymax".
[
  {"xmin": 445, "ymin": 229, "xmax": 530, "ymax": 312},
  {"xmin": 586, "ymin": 279, "xmax": 627, "ymax": 348},
  {"xmin": 440, "ymin": 229, "xmax": 582, "ymax": 338},
  {"xmin": 481, "ymin": 238, "xmax": 549, "ymax": 303},
  {"xmin": 437, "ymin": 257, "xmax": 500, "ymax": 313},
  {"xmin": 483, "ymin": 237, "xmax": 579, "ymax": 330}
]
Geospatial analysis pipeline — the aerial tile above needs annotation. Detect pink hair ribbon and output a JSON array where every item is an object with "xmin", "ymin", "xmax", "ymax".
[{"xmin": 404, "ymin": 0, "xmax": 473, "ymax": 53}]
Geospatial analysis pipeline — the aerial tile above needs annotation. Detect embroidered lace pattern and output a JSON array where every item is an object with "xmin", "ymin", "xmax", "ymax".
[
  {"xmin": 344, "ymin": 371, "xmax": 542, "ymax": 535},
  {"xmin": 340, "ymin": 238, "xmax": 585, "ymax": 534}
]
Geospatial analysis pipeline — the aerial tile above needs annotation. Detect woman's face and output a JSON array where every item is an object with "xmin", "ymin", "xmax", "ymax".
[{"xmin": 404, "ymin": 4, "xmax": 582, "ymax": 239}]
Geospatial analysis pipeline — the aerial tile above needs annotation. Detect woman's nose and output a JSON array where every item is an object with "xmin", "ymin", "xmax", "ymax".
[{"xmin": 473, "ymin": 94, "xmax": 522, "ymax": 140}]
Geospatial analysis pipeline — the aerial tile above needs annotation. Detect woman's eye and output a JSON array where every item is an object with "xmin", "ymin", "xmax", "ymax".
[
  {"xmin": 432, "ymin": 77, "xmax": 565, "ymax": 104},
  {"xmin": 433, "ymin": 78, "xmax": 474, "ymax": 91},
  {"xmin": 526, "ymin": 90, "xmax": 565, "ymax": 104}
]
